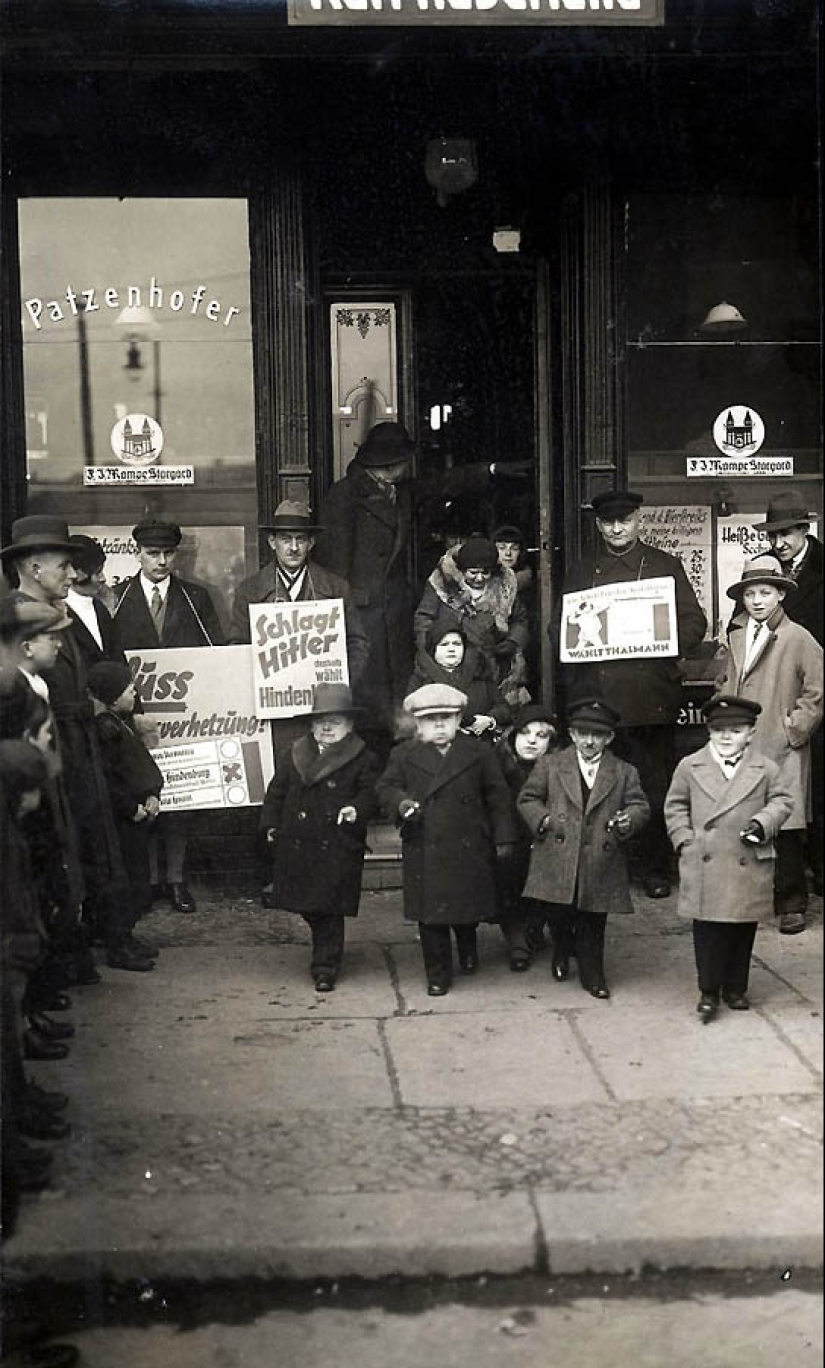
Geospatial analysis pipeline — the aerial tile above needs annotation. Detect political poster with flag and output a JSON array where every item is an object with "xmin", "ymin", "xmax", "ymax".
[
  {"xmin": 560, "ymin": 577, "xmax": 679, "ymax": 663},
  {"xmin": 125, "ymin": 644, "xmax": 274, "ymax": 810}
]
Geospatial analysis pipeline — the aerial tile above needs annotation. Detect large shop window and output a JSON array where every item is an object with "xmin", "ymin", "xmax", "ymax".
[{"xmin": 18, "ymin": 198, "xmax": 255, "ymax": 631}]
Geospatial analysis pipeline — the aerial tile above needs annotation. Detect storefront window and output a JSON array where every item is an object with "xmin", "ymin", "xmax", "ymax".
[{"xmin": 18, "ymin": 198, "xmax": 256, "ymax": 628}]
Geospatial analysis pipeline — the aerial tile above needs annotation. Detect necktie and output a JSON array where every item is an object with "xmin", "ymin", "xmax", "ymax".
[{"xmin": 151, "ymin": 586, "xmax": 163, "ymax": 620}]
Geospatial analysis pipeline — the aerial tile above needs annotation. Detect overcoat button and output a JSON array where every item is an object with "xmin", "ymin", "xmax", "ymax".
[
  {"xmin": 739, "ymin": 857, "xmax": 747, "ymax": 866},
  {"xmin": 555, "ymin": 833, "xmax": 565, "ymax": 842},
  {"xmin": 603, "ymin": 843, "xmax": 611, "ymax": 851},
  {"xmin": 702, "ymin": 854, "xmax": 711, "ymax": 862},
  {"xmin": 297, "ymin": 811, "xmax": 307, "ymax": 821},
  {"xmin": 327, "ymin": 780, "xmax": 336, "ymax": 788}
]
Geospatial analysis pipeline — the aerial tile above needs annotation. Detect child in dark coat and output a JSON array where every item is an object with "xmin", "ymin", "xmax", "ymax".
[
  {"xmin": 495, "ymin": 703, "xmax": 558, "ymax": 962},
  {"xmin": 405, "ymin": 619, "xmax": 511, "ymax": 742},
  {"xmin": 665, "ymin": 693, "xmax": 794, "ymax": 1022},
  {"xmin": 377, "ymin": 682, "xmax": 519, "ymax": 996},
  {"xmin": 87, "ymin": 661, "xmax": 164, "ymax": 972},
  {"xmin": 260, "ymin": 683, "xmax": 379, "ymax": 992},
  {"xmin": 518, "ymin": 697, "xmax": 649, "ymax": 999}
]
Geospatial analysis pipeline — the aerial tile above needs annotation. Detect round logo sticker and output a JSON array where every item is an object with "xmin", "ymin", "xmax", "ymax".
[
  {"xmin": 110, "ymin": 412, "xmax": 164, "ymax": 466},
  {"xmin": 712, "ymin": 406, "xmax": 765, "ymax": 458}
]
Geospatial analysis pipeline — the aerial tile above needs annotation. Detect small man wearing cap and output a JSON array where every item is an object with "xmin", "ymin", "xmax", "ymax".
[
  {"xmin": 552, "ymin": 490, "xmax": 707, "ymax": 900},
  {"xmin": 112, "ymin": 520, "xmax": 226, "ymax": 915},
  {"xmin": 376, "ymin": 681, "xmax": 519, "ymax": 996},
  {"xmin": 717, "ymin": 553, "xmax": 823, "ymax": 934},
  {"xmin": 665, "ymin": 694, "xmax": 794, "ymax": 1022},
  {"xmin": 259, "ymin": 683, "xmax": 379, "ymax": 992},
  {"xmin": 755, "ymin": 491, "xmax": 823, "ymax": 898},
  {"xmin": 518, "ymin": 697, "xmax": 650, "ymax": 1000},
  {"xmin": 313, "ymin": 422, "xmax": 532, "ymax": 751}
]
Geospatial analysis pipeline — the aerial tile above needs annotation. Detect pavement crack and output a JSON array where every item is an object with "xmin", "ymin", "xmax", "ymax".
[
  {"xmin": 377, "ymin": 1018, "xmax": 404, "ymax": 1110},
  {"xmin": 754, "ymin": 1007, "xmax": 823, "ymax": 1084},
  {"xmin": 751, "ymin": 953, "xmax": 811, "ymax": 1003},
  {"xmin": 381, "ymin": 944, "xmax": 408, "ymax": 1016},
  {"xmin": 567, "ymin": 1013, "xmax": 617, "ymax": 1103}
]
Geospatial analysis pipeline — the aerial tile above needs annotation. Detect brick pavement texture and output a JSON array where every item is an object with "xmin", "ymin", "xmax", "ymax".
[{"xmin": 4, "ymin": 888, "xmax": 822, "ymax": 1280}]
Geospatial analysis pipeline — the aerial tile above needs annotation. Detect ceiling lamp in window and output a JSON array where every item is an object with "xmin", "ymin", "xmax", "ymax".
[{"xmin": 699, "ymin": 301, "xmax": 749, "ymax": 335}]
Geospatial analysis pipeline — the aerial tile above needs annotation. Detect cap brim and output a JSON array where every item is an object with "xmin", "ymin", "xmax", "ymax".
[{"xmin": 726, "ymin": 575, "xmax": 797, "ymax": 598}]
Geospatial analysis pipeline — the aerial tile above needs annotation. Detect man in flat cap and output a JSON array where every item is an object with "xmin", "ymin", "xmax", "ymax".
[
  {"xmin": 112, "ymin": 520, "xmax": 225, "ymax": 915},
  {"xmin": 112, "ymin": 520, "xmax": 225, "ymax": 651},
  {"xmin": 552, "ymin": 490, "xmax": 707, "ymax": 900},
  {"xmin": 755, "ymin": 491, "xmax": 823, "ymax": 896}
]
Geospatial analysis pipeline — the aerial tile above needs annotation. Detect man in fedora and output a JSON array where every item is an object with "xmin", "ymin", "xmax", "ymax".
[
  {"xmin": 755, "ymin": 490, "xmax": 822, "ymax": 897},
  {"xmin": 228, "ymin": 499, "xmax": 369, "ymax": 670},
  {"xmin": 111, "ymin": 519, "xmax": 226, "ymax": 915},
  {"xmin": 313, "ymin": 421, "xmax": 531, "ymax": 757},
  {"xmin": 1, "ymin": 516, "xmax": 134, "ymax": 972},
  {"xmin": 552, "ymin": 489, "xmax": 707, "ymax": 900}
]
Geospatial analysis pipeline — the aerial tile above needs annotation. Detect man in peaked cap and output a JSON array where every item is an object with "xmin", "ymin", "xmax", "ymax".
[
  {"xmin": 112, "ymin": 520, "xmax": 226, "ymax": 916},
  {"xmin": 552, "ymin": 489, "xmax": 707, "ymax": 901},
  {"xmin": 756, "ymin": 490, "xmax": 823, "ymax": 896}
]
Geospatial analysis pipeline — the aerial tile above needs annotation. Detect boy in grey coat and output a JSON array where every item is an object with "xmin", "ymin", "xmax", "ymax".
[{"xmin": 665, "ymin": 694, "xmax": 794, "ymax": 1022}]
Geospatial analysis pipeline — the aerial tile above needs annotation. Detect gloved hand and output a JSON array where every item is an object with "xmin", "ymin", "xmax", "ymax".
[
  {"xmin": 399, "ymin": 798, "xmax": 421, "ymax": 824},
  {"xmin": 337, "ymin": 806, "xmax": 357, "ymax": 825},
  {"xmin": 265, "ymin": 827, "xmax": 277, "ymax": 845},
  {"xmin": 740, "ymin": 819, "xmax": 766, "ymax": 846}
]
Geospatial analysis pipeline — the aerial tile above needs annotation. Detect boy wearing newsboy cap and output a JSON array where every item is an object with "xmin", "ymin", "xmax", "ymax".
[{"xmin": 665, "ymin": 694, "xmax": 794, "ymax": 1022}]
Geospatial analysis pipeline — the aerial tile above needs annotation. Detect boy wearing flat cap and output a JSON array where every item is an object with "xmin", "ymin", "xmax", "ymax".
[
  {"xmin": 665, "ymin": 694, "xmax": 794, "ymax": 1022},
  {"xmin": 552, "ymin": 490, "xmax": 707, "ymax": 902},
  {"xmin": 518, "ymin": 697, "xmax": 649, "ymax": 999},
  {"xmin": 716, "ymin": 553, "xmax": 822, "ymax": 935},
  {"xmin": 259, "ymin": 684, "xmax": 379, "ymax": 992},
  {"xmin": 377, "ymin": 682, "xmax": 519, "ymax": 995}
]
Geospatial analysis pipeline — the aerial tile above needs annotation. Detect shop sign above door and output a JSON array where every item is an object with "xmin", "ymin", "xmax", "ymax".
[
  {"xmin": 686, "ymin": 404, "xmax": 794, "ymax": 478},
  {"xmin": 289, "ymin": 0, "xmax": 663, "ymax": 26}
]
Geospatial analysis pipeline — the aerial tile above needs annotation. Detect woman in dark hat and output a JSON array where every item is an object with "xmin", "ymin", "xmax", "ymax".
[
  {"xmin": 716, "ymin": 554, "xmax": 822, "ymax": 935},
  {"xmin": 413, "ymin": 536, "xmax": 531, "ymax": 707},
  {"xmin": 259, "ymin": 683, "xmax": 380, "ymax": 992}
]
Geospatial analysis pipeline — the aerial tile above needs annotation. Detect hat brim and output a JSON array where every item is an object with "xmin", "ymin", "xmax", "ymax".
[
  {"xmin": 726, "ymin": 574, "xmax": 797, "ymax": 599},
  {"xmin": 411, "ymin": 707, "xmax": 463, "ymax": 717},
  {"xmin": 260, "ymin": 523, "xmax": 323, "ymax": 534},
  {"xmin": 753, "ymin": 515, "xmax": 815, "ymax": 533},
  {"xmin": 310, "ymin": 704, "xmax": 363, "ymax": 717},
  {"xmin": 0, "ymin": 538, "xmax": 75, "ymax": 561}
]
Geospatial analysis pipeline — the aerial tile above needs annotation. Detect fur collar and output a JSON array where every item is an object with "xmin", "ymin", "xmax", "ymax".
[
  {"xmin": 291, "ymin": 731, "xmax": 366, "ymax": 785},
  {"xmin": 426, "ymin": 549, "xmax": 517, "ymax": 633}
]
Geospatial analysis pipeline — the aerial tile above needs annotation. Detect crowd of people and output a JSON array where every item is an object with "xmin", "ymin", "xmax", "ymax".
[{"xmin": 1, "ymin": 452, "xmax": 822, "ymax": 1312}]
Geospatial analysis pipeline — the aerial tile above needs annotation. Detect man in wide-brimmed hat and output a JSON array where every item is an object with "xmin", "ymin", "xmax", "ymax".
[
  {"xmin": 717, "ymin": 553, "xmax": 823, "ymax": 934},
  {"xmin": 312, "ymin": 421, "xmax": 532, "ymax": 756},
  {"xmin": 551, "ymin": 489, "xmax": 707, "ymax": 901}
]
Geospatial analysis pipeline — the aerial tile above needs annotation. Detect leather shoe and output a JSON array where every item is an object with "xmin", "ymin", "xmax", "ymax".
[
  {"xmin": 23, "ymin": 1031, "xmax": 70, "ymax": 1062},
  {"xmin": 551, "ymin": 953, "xmax": 570, "ymax": 982},
  {"xmin": 588, "ymin": 981, "xmax": 611, "ymax": 1000},
  {"xmin": 509, "ymin": 952, "xmax": 531, "ymax": 972},
  {"xmin": 314, "ymin": 977, "xmax": 335, "ymax": 993},
  {"xmin": 697, "ymin": 993, "xmax": 718, "ymax": 1022},
  {"xmin": 27, "ymin": 1012, "xmax": 75, "ymax": 1041},
  {"xmin": 643, "ymin": 877, "xmax": 671, "ymax": 899},
  {"xmin": 106, "ymin": 946, "xmax": 154, "ymax": 972},
  {"xmin": 170, "ymin": 882, "xmax": 196, "ymax": 914},
  {"xmin": 20, "ymin": 1108, "xmax": 72, "ymax": 1142},
  {"xmin": 723, "ymin": 991, "xmax": 750, "ymax": 1010},
  {"xmin": 427, "ymin": 982, "xmax": 449, "ymax": 996},
  {"xmin": 779, "ymin": 911, "xmax": 806, "ymax": 935}
]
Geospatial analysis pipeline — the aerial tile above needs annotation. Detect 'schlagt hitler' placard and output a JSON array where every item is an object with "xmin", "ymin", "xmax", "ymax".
[{"xmin": 250, "ymin": 600, "xmax": 350, "ymax": 718}]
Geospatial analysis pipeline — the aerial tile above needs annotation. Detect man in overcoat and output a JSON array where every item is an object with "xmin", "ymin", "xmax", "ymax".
[
  {"xmin": 716, "ymin": 554, "xmax": 823, "ymax": 934},
  {"xmin": 552, "ymin": 489, "xmax": 707, "ymax": 899},
  {"xmin": 112, "ymin": 519, "xmax": 225, "ymax": 913},
  {"xmin": 755, "ymin": 490, "xmax": 823, "ymax": 896}
]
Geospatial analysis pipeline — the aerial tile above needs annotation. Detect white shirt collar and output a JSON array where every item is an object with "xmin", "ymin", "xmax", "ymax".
[
  {"xmin": 708, "ymin": 741, "xmax": 745, "ymax": 777},
  {"xmin": 789, "ymin": 539, "xmax": 809, "ymax": 573},
  {"xmin": 19, "ymin": 666, "xmax": 50, "ymax": 701},
  {"xmin": 576, "ymin": 751, "xmax": 601, "ymax": 788},
  {"xmin": 276, "ymin": 561, "xmax": 308, "ymax": 600},
  {"xmin": 67, "ymin": 587, "xmax": 103, "ymax": 648},
  {"xmin": 140, "ymin": 573, "xmax": 171, "ymax": 605}
]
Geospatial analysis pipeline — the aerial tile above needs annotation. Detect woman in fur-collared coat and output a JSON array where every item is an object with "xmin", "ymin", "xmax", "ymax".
[{"xmin": 260, "ymin": 685, "xmax": 379, "ymax": 991}]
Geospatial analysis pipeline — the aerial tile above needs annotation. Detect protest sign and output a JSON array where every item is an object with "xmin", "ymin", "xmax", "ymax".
[
  {"xmin": 249, "ymin": 599, "xmax": 349, "ymax": 718},
  {"xmin": 638, "ymin": 505, "xmax": 713, "ymax": 638},
  {"xmin": 560, "ymin": 576, "xmax": 678, "ymax": 663},
  {"xmin": 126, "ymin": 645, "xmax": 273, "ymax": 811}
]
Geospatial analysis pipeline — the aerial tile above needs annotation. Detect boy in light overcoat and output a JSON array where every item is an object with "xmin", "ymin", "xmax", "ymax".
[
  {"xmin": 518, "ymin": 698, "xmax": 649, "ymax": 999},
  {"xmin": 665, "ymin": 693, "xmax": 794, "ymax": 1022}
]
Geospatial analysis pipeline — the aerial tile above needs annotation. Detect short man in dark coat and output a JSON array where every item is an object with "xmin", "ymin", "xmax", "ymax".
[
  {"xmin": 112, "ymin": 519, "xmax": 225, "ymax": 913},
  {"xmin": 755, "ymin": 490, "xmax": 823, "ymax": 895},
  {"xmin": 551, "ymin": 489, "xmax": 707, "ymax": 899}
]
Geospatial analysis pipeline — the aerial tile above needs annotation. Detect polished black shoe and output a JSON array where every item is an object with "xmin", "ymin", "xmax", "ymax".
[
  {"xmin": 697, "ymin": 993, "xmax": 718, "ymax": 1022},
  {"xmin": 314, "ymin": 977, "xmax": 335, "ymax": 993},
  {"xmin": 20, "ymin": 1107, "xmax": 72, "ymax": 1142},
  {"xmin": 27, "ymin": 1012, "xmax": 75, "ymax": 1042},
  {"xmin": 170, "ymin": 882, "xmax": 196, "ymax": 914},
  {"xmin": 458, "ymin": 952, "xmax": 478, "ymax": 974},
  {"xmin": 25, "ymin": 1081, "xmax": 69, "ymax": 1113},
  {"xmin": 427, "ymin": 982, "xmax": 449, "ymax": 996},
  {"xmin": 551, "ymin": 953, "xmax": 570, "ymax": 982},
  {"xmin": 588, "ymin": 981, "xmax": 611, "ymax": 1000},
  {"xmin": 779, "ymin": 911, "xmax": 806, "ymax": 935},
  {"xmin": 643, "ymin": 877, "xmax": 671, "ymax": 900},
  {"xmin": 509, "ymin": 952, "xmax": 531, "ymax": 972},
  {"xmin": 723, "ymin": 991, "xmax": 751, "ymax": 1011},
  {"xmin": 23, "ymin": 1031, "xmax": 70, "ymax": 1062},
  {"xmin": 106, "ymin": 946, "xmax": 155, "ymax": 972}
]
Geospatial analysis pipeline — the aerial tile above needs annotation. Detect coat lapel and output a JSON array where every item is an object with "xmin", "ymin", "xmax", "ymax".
[
  {"xmin": 586, "ymin": 749, "xmax": 621, "ymax": 813},
  {"xmin": 68, "ymin": 607, "xmax": 104, "ymax": 661},
  {"xmin": 689, "ymin": 746, "xmax": 763, "ymax": 820},
  {"xmin": 556, "ymin": 747, "xmax": 584, "ymax": 812},
  {"xmin": 292, "ymin": 732, "xmax": 365, "ymax": 785},
  {"xmin": 116, "ymin": 577, "xmax": 160, "ymax": 644}
]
